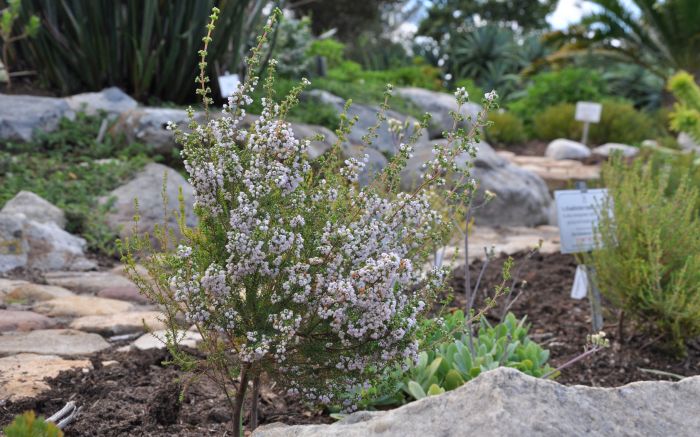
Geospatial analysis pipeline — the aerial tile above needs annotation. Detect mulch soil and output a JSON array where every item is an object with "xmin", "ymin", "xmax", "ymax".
[{"xmin": 1, "ymin": 252, "xmax": 699, "ymax": 435}]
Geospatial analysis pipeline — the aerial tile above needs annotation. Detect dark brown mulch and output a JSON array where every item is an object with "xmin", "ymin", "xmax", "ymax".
[
  {"xmin": 0, "ymin": 348, "xmax": 332, "ymax": 437},
  {"xmin": 447, "ymin": 251, "xmax": 700, "ymax": 386}
]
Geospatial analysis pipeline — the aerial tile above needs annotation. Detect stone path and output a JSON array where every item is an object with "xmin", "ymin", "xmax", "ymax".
[{"xmin": 498, "ymin": 151, "xmax": 601, "ymax": 189}]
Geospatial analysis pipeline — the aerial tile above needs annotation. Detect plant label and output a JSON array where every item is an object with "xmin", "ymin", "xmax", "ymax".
[
  {"xmin": 571, "ymin": 265, "xmax": 588, "ymax": 299},
  {"xmin": 555, "ymin": 188, "xmax": 610, "ymax": 254},
  {"xmin": 218, "ymin": 73, "xmax": 240, "ymax": 98},
  {"xmin": 575, "ymin": 101, "xmax": 602, "ymax": 123}
]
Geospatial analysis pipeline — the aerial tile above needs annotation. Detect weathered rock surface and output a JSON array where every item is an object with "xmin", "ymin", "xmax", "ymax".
[
  {"xmin": 0, "ymin": 353, "xmax": 92, "ymax": 400},
  {"xmin": 0, "ymin": 329, "xmax": 110, "ymax": 357},
  {"xmin": 33, "ymin": 295, "xmax": 133, "ymax": 317},
  {"xmin": 69, "ymin": 311, "xmax": 164, "ymax": 336},
  {"xmin": 4, "ymin": 283, "xmax": 75, "ymax": 303},
  {"xmin": 342, "ymin": 144, "xmax": 389, "ymax": 186},
  {"xmin": 44, "ymin": 271, "xmax": 135, "ymax": 294},
  {"xmin": 396, "ymin": 87, "xmax": 482, "ymax": 139},
  {"xmin": 64, "ymin": 87, "xmax": 137, "ymax": 117},
  {"xmin": 304, "ymin": 89, "xmax": 429, "ymax": 155},
  {"xmin": 0, "ymin": 191, "xmax": 66, "ymax": 228},
  {"xmin": 0, "ymin": 94, "xmax": 72, "ymax": 142},
  {"xmin": 111, "ymin": 107, "xmax": 199, "ymax": 154},
  {"xmin": 0, "ymin": 212, "xmax": 96, "ymax": 274},
  {"xmin": 402, "ymin": 141, "xmax": 552, "ymax": 227},
  {"xmin": 545, "ymin": 138, "xmax": 591, "ymax": 160},
  {"xmin": 593, "ymin": 143, "xmax": 639, "ymax": 157},
  {"xmin": 289, "ymin": 122, "xmax": 339, "ymax": 159},
  {"xmin": 97, "ymin": 284, "xmax": 150, "ymax": 304},
  {"xmin": 0, "ymin": 310, "xmax": 55, "ymax": 332},
  {"xmin": 253, "ymin": 367, "xmax": 700, "ymax": 437},
  {"xmin": 131, "ymin": 329, "xmax": 201, "ymax": 351},
  {"xmin": 99, "ymin": 163, "xmax": 196, "ymax": 242}
]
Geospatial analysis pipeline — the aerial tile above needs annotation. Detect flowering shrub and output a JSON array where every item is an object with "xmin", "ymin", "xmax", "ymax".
[{"xmin": 121, "ymin": 8, "xmax": 496, "ymax": 436}]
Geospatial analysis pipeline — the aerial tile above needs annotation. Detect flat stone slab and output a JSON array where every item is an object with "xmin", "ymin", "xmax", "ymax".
[
  {"xmin": 69, "ymin": 311, "xmax": 165, "ymax": 336},
  {"xmin": 0, "ymin": 310, "xmax": 55, "ymax": 332},
  {"xmin": 498, "ymin": 152, "xmax": 601, "ymax": 183},
  {"xmin": 252, "ymin": 367, "xmax": 700, "ymax": 437},
  {"xmin": 131, "ymin": 329, "xmax": 201, "ymax": 351},
  {"xmin": 97, "ymin": 285, "xmax": 150, "ymax": 304},
  {"xmin": 4, "ymin": 283, "xmax": 75, "ymax": 303},
  {"xmin": 0, "ymin": 329, "xmax": 110, "ymax": 357},
  {"xmin": 44, "ymin": 271, "xmax": 136, "ymax": 294},
  {"xmin": 0, "ymin": 353, "xmax": 92, "ymax": 400},
  {"xmin": 33, "ymin": 295, "xmax": 133, "ymax": 317}
]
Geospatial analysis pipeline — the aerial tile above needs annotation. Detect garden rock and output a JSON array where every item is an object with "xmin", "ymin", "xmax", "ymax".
[
  {"xmin": 545, "ymin": 139, "xmax": 591, "ymax": 160},
  {"xmin": 33, "ymin": 295, "xmax": 133, "ymax": 317},
  {"xmin": 5, "ymin": 283, "xmax": 75, "ymax": 303},
  {"xmin": 69, "ymin": 311, "xmax": 165, "ymax": 336},
  {"xmin": 0, "ymin": 329, "xmax": 110, "ymax": 357},
  {"xmin": 0, "ymin": 212, "xmax": 96, "ymax": 274},
  {"xmin": 402, "ymin": 141, "xmax": 552, "ymax": 227},
  {"xmin": 253, "ymin": 367, "xmax": 700, "ymax": 437},
  {"xmin": 131, "ymin": 329, "xmax": 202, "ymax": 351},
  {"xmin": 0, "ymin": 94, "xmax": 72, "ymax": 142},
  {"xmin": 44, "ymin": 270, "xmax": 135, "ymax": 294},
  {"xmin": 304, "ymin": 89, "xmax": 429, "ymax": 155},
  {"xmin": 593, "ymin": 143, "xmax": 639, "ymax": 158},
  {"xmin": 0, "ymin": 353, "xmax": 92, "ymax": 400},
  {"xmin": 97, "ymin": 284, "xmax": 150, "ymax": 304},
  {"xmin": 100, "ymin": 163, "xmax": 197, "ymax": 243},
  {"xmin": 677, "ymin": 132, "xmax": 700, "ymax": 152},
  {"xmin": 64, "ymin": 87, "xmax": 137, "ymax": 117},
  {"xmin": 111, "ymin": 107, "xmax": 202, "ymax": 154},
  {"xmin": 0, "ymin": 191, "xmax": 66, "ymax": 228},
  {"xmin": 342, "ymin": 144, "xmax": 389, "ymax": 186},
  {"xmin": 0, "ymin": 310, "xmax": 55, "ymax": 332},
  {"xmin": 396, "ymin": 87, "xmax": 481, "ymax": 139},
  {"xmin": 289, "ymin": 122, "xmax": 339, "ymax": 159}
]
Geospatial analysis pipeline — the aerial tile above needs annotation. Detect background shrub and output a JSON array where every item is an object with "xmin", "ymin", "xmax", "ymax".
[
  {"xmin": 532, "ymin": 103, "xmax": 580, "ymax": 141},
  {"xmin": 586, "ymin": 158, "xmax": 700, "ymax": 354},
  {"xmin": 486, "ymin": 111, "xmax": 527, "ymax": 146}
]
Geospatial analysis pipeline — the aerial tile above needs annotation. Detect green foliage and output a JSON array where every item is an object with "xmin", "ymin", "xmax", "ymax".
[
  {"xmin": 307, "ymin": 38, "xmax": 345, "ymax": 69},
  {"xmin": 0, "ymin": 113, "xmax": 148, "ymax": 256},
  {"xmin": 603, "ymin": 64, "xmax": 664, "ymax": 111},
  {"xmin": 586, "ymin": 158, "xmax": 700, "ymax": 354},
  {"xmin": 3, "ymin": 411, "xmax": 63, "ymax": 437},
  {"xmin": 667, "ymin": 71, "xmax": 700, "ymax": 142},
  {"xmin": 453, "ymin": 78, "xmax": 483, "ymax": 102},
  {"xmin": 509, "ymin": 68, "xmax": 608, "ymax": 120},
  {"xmin": 269, "ymin": 15, "xmax": 313, "ymax": 78},
  {"xmin": 361, "ymin": 312, "xmax": 554, "ymax": 407},
  {"xmin": 11, "ymin": 0, "xmax": 266, "ymax": 103},
  {"xmin": 532, "ymin": 101, "xmax": 658, "ymax": 145},
  {"xmin": 0, "ymin": 0, "xmax": 39, "ymax": 88},
  {"xmin": 486, "ymin": 111, "xmax": 527, "ymax": 146}
]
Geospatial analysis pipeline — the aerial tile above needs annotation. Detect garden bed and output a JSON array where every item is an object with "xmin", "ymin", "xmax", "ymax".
[{"xmin": 1, "ymin": 252, "xmax": 698, "ymax": 435}]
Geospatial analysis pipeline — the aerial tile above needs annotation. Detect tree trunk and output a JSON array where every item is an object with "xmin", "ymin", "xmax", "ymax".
[{"xmin": 231, "ymin": 366, "xmax": 250, "ymax": 437}]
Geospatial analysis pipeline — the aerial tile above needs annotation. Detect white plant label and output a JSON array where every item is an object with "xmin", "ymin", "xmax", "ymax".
[
  {"xmin": 570, "ymin": 265, "xmax": 589, "ymax": 299},
  {"xmin": 575, "ymin": 101, "xmax": 602, "ymax": 123},
  {"xmin": 555, "ymin": 188, "xmax": 610, "ymax": 254},
  {"xmin": 218, "ymin": 73, "xmax": 240, "ymax": 98}
]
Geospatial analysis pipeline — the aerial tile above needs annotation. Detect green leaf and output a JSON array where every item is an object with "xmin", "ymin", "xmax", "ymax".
[
  {"xmin": 427, "ymin": 384, "xmax": 446, "ymax": 396},
  {"xmin": 407, "ymin": 380, "xmax": 427, "ymax": 400}
]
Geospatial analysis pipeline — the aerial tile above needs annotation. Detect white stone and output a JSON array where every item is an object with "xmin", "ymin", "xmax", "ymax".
[
  {"xmin": 131, "ymin": 329, "xmax": 202, "ymax": 351},
  {"xmin": 44, "ymin": 270, "xmax": 135, "ymax": 294},
  {"xmin": 0, "ymin": 353, "xmax": 92, "ymax": 400},
  {"xmin": 592, "ymin": 143, "xmax": 639, "ymax": 157},
  {"xmin": 545, "ymin": 139, "xmax": 591, "ymax": 160},
  {"xmin": 252, "ymin": 367, "xmax": 700, "ymax": 437},
  {"xmin": 69, "ymin": 311, "xmax": 165, "ymax": 335},
  {"xmin": 33, "ymin": 295, "xmax": 133, "ymax": 317},
  {"xmin": 677, "ymin": 132, "xmax": 700, "ymax": 152},
  {"xmin": 0, "ymin": 191, "xmax": 66, "ymax": 228},
  {"xmin": 0, "ymin": 329, "xmax": 110, "ymax": 357}
]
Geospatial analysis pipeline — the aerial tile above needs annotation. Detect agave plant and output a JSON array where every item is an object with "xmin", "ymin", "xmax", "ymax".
[
  {"xmin": 548, "ymin": 0, "xmax": 700, "ymax": 79},
  {"xmin": 10, "ymin": 0, "xmax": 268, "ymax": 103}
]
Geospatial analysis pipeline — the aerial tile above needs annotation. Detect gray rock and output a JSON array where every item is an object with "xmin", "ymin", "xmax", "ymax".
[
  {"xmin": 100, "ymin": 163, "xmax": 196, "ymax": 242},
  {"xmin": 0, "ymin": 310, "xmax": 55, "ymax": 332},
  {"xmin": 304, "ymin": 90, "xmax": 429, "ymax": 155},
  {"xmin": 289, "ymin": 122, "xmax": 339, "ymax": 159},
  {"xmin": 402, "ymin": 141, "xmax": 551, "ymax": 227},
  {"xmin": 0, "ymin": 94, "xmax": 72, "ymax": 142},
  {"xmin": 396, "ymin": 87, "xmax": 482, "ymax": 139},
  {"xmin": 64, "ymin": 87, "xmax": 137, "ymax": 117},
  {"xmin": 592, "ymin": 143, "xmax": 639, "ymax": 158},
  {"xmin": 44, "ymin": 271, "xmax": 135, "ymax": 294},
  {"xmin": 0, "ymin": 213, "xmax": 96, "ymax": 274},
  {"xmin": 33, "ymin": 295, "xmax": 133, "ymax": 317},
  {"xmin": 677, "ymin": 132, "xmax": 700, "ymax": 152},
  {"xmin": 545, "ymin": 139, "xmax": 591, "ymax": 160},
  {"xmin": 0, "ymin": 329, "xmax": 110, "ymax": 357},
  {"xmin": 342, "ymin": 145, "xmax": 389, "ymax": 186},
  {"xmin": 253, "ymin": 367, "xmax": 700, "ymax": 437},
  {"xmin": 1, "ymin": 191, "xmax": 66, "ymax": 228},
  {"xmin": 111, "ymin": 107, "xmax": 197, "ymax": 154}
]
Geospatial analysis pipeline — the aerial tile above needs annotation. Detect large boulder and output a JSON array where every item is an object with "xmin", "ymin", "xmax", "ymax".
[
  {"xmin": 0, "ymin": 191, "xmax": 66, "ymax": 228},
  {"xmin": 64, "ymin": 87, "xmax": 137, "ymax": 117},
  {"xmin": 0, "ymin": 94, "xmax": 72, "ymax": 142},
  {"xmin": 545, "ymin": 139, "xmax": 591, "ymax": 160},
  {"xmin": 402, "ymin": 140, "xmax": 552, "ymax": 227},
  {"xmin": 100, "ymin": 163, "xmax": 197, "ymax": 241},
  {"xmin": 396, "ymin": 87, "xmax": 482, "ymax": 139},
  {"xmin": 304, "ymin": 89, "xmax": 429, "ymax": 155},
  {"xmin": 0, "ymin": 211, "xmax": 96, "ymax": 274},
  {"xmin": 253, "ymin": 367, "xmax": 700, "ymax": 437}
]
